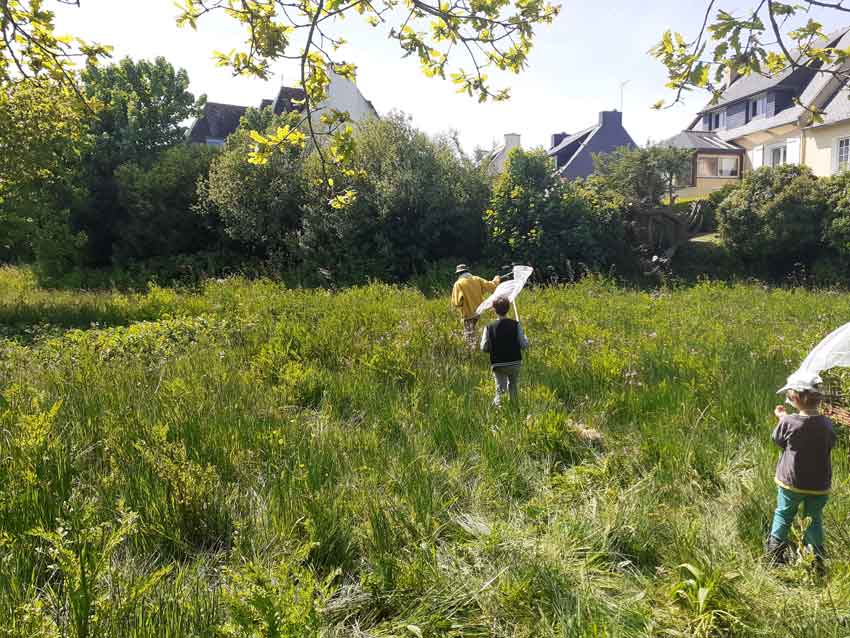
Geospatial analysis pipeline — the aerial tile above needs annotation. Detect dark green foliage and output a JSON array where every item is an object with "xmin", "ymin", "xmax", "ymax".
[
  {"xmin": 74, "ymin": 57, "xmax": 203, "ymax": 265},
  {"xmin": 113, "ymin": 145, "xmax": 221, "ymax": 263},
  {"xmin": 821, "ymin": 171, "xmax": 850, "ymax": 258},
  {"xmin": 717, "ymin": 165, "xmax": 826, "ymax": 265},
  {"xmin": 32, "ymin": 209, "xmax": 89, "ymax": 285},
  {"xmin": 197, "ymin": 107, "xmax": 307, "ymax": 265},
  {"xmin": 485, "ymin": 149, "xmax": 629, "ymax": 280},
  {"xmin": 701, "ymin": 183, "xmax": 739, "ymax": 233},
  {"xmin": 299, "ymin": 113, "xmax": 489, "ymax": 283}
]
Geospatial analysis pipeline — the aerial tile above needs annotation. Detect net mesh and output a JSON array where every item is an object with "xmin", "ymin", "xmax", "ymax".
[{"xmin": 475, "ymin": 266, "xmax": 533, "ymax": 317}]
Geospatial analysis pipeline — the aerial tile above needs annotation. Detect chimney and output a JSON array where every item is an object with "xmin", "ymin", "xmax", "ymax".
[
  {"xmin": 550, "ymin": 131, "xmax": 568, "ymax": 148},
  {"xmin": 724, "ymin": 65, "xmax": 740, "ymax": 88},
  {"xmin": 599, "ymin": 110, "xmax": 623, "ymax": 127},
  {"xmin": 504, "ymin": 133, "xmax": 521, "ymax": 151}
]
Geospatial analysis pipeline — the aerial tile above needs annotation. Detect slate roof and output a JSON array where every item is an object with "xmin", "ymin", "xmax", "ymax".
[
  {"xmin": 188, "ymin": 86, "xmax": 307, "ymax": 144},
  {"xmin": 553, "ymin": 128, "xmax": 599, "ymax": 176},
  {"xmin": 271, "ymin": 86, "xmax": 306, "ymax": 114},
  {"xmin": 187, "ymin": 102, "xmax": 247, "ymax": 143},
  {"xmin": 547, "ymin": 125, "xmax": 595, "ymax": 157},
  {"xmin": 717, "ymin": 107, "xmax": 801, "ymax": 141},
  {"xmin": 813, "ymin": 85, "xmax": 850, "ymax": 127},
  {"xmin": 660, "ymin": 130, "xmax": 742, "ymax": 151},
  {"xmin": 546, "ymin": 111, "xmax": 636, "ymax": 179},
  {"xmin": 699, "ymin": 27, "xmax": 850, "ymax": 113},
  {"xmin": 189, "ymin": 78, "xmax": 375, "ymax": 145}
]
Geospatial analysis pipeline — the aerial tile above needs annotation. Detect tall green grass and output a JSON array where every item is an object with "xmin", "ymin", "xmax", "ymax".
[{"xmin": 2, "ymin": 265, "xmax": 850, "ymax": 636}]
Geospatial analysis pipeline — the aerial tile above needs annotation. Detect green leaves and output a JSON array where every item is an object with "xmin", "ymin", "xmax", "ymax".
[
  {"xmin": 655, "ymin": 2, "xmax": 849, "ymax": 108},
  {"xmin": 248, "ymin": 125, "xmax": 308, "ymax": 165},
  {"xmin": 0, "ymin": 0, "xmax": 111, "ymax": 92},
  {"xmin": 172, "ymin": 0, "xmax": 559, "ymax": 189}
]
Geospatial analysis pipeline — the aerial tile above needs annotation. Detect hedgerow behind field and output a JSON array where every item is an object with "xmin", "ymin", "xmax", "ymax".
[{"xmin": 2, "ymin": 264, "xmax": 850, "ymax": 637}]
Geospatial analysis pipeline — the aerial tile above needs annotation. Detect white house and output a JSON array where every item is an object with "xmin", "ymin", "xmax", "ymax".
[
  {"xmin": 485, "ymin": 133, "xmax": 522, "ymax": 175},
  {"xmin": 188, "ymin": 70, "xmax": 378, "ymax": 146}
]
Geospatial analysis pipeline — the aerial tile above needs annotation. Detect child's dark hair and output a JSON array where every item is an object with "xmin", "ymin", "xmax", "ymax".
[
  {"xmin": 493, "ymin": 297, "xmax": 510, "ymax": 316},
  {"xmin": 789, "ymin": 389, "xmax": 822, "ymax": 411}
]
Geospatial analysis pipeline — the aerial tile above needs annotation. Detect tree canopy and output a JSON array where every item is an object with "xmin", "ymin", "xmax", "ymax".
[{"xmin": 593, "ymin": 146, "xmax": 693, "ymax": 208}]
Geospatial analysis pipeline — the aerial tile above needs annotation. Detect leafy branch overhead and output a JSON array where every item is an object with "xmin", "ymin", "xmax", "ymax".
[
  {"xmin": 174, "ymin": 0, "xmax": 559, "ymax": 198},
  {"xmin": 0, "ymin": 0, "xmax": 112, "ymax": 102},
  {"xmin": 651, "ymin": 1, "xmax": 850, "ymax": 118}
]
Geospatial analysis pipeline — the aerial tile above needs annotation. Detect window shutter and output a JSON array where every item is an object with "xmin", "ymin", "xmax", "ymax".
[
  {"xmin": 750, "ymin": 145, "xmax": 764, "ymax": 169},
  {"xmin": 786, "ymin": 137, "xmax": 800, "ymax": 164},
  {"xmin": 833, "ymin": 138, "xmax": 841, "ymax": 175}
]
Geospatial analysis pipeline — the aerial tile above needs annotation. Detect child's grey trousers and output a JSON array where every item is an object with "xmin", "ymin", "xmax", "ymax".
[{"xmin": 492, "ymin": 364, "xmax": 521, "ymax": 406}]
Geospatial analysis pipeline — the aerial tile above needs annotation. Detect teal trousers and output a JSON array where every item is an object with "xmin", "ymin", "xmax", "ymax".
[{"xmin": 769, "ymin": 486, "xmax": 829, "ymax": 548}]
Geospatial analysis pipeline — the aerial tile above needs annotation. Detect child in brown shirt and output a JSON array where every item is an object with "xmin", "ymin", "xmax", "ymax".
[{"xmin": 766, "ymin": 374, "xmax": 836, "ymax": 566}]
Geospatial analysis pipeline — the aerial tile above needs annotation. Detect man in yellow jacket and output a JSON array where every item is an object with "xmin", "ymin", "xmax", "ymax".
[{"xmin": 451, "ymin": 264, "xmax": 501, "ymax": 348}]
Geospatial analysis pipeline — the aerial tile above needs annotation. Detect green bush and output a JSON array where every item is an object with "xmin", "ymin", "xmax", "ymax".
[
  {"xmin": 299, "ymin": 113, "xmax": 489, "ymax": 283},
  {"xmin": 197, "ymin": 107, "xmax": 307, "ymax": 265},
  {"xmin": 113, "ymin": 145, "xmax": 221, "ymax": 264},
  {"xmin": 717, "ymin": 165, "xmax": 826, "ymax": 266},
  {"xmin": 701, "ymin": 183, "xmax": 739, "ymax": 232},
  {"xmin": 485, "ymin": 150, "xmax": 630, "ymax": 280},
  {"xmin": 821, "ymin": 170, "xmax": 850, "ymax": 258}
]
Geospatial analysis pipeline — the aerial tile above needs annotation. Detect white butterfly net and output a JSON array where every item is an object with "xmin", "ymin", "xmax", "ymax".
[
  {"xmin": 781, "ymin": 321, "xmax": 850, "ymax": 391},
  {"xmin": 475, "ymin": 265, "xmax": 534, "ymax": 317}
]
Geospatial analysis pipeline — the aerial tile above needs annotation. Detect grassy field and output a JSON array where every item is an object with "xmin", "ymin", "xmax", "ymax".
[{"xmin": 3, "ymin": 265, "xmax": 850, "ymax": 637}]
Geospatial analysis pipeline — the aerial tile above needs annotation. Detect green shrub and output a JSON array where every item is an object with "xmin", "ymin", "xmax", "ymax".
[
  {"xmin": 821, "ymin": 170, "xmax": 850, "ymax": 258},
  {"xmin": 717, "ymin": 165, "xmax": 826, "ymax": 266},
  {"xmin": 299, "ymin": 113, "xmax": 489, "ymax": 283},
  {"xmin": 113, "ymin": 145, "xmax": 221, "ymax": 264},
  {"xmin": 197, "ymin": 108, "xmax": 307, "ymax": 265},
  {"xmin": 485, "ymin": 150, "xmax": 630, "ymax": 280},
  {"xmin": 32, "ymin": 209, "xmax": 88, "ymax": 286},
  {"xmin": 702, "ymin": 183, "xmax": 738, "ymax": 232}
]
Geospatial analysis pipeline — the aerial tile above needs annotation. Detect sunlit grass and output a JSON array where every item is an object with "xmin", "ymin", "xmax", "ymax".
[{"xmin": 2, "ymin": 265, "xmax": 850, "ymax": 636}]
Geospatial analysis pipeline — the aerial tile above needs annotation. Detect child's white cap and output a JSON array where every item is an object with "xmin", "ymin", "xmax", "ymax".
[{"xmin": 777, "ymin": 370, "xmax": 823, "ymax": 394}]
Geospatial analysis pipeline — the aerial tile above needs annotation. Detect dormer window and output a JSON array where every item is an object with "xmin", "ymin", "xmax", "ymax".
[
  {"xmin": 748, "ymin": 94, "xmax": 767, "ymax": 121},
  {"xmin": 708, "ymin": 109, "xmax": 726, "ymax": 131}
]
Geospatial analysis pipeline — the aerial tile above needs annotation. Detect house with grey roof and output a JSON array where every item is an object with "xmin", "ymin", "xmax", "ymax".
[
  {"xmin": 547, "ymin": 110, "xmax": 636, "ymax": 180},
  {"xmin": 189, "ymin": 71, "xmax": 377, "ymax": 146},
  {"xmin": 665, "ymin": 26, "xmax": 850, "ymax": 198}
]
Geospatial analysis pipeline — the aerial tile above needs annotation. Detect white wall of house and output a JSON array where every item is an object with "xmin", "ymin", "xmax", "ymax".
[
  {"xmin": 803, "ymin": 121, "xmax": 850, "ymax": 176},
  {"xmin": 732, "ymin": 128, "xmax": 803, "ymax": 172},
  {"xmin": 314, "ymin": 72, "xmax": 377, "ymax": 129},
  {"xmin": 489, "ymin": 133, "xmax": 521, "ymax": 175}
]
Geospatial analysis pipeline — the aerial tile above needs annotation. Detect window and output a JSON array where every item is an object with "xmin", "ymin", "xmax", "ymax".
[
  {"xmin": 697, "ymin": 155, "xmax": 739, "ymax": 178},
  {"xmin": 837, "ymin": 137, "xmax": 850, "ymax": 173},
  {"xmin": 748, "ymin": 94, "xmax": 767, "ymax": 121},
  {"xmin": 706, "ymin": 110, "xmax": 726, "ymax": 131},
  {"xmin": 769, "ymin": 144, "xmax": 787, "ymax": 167}
]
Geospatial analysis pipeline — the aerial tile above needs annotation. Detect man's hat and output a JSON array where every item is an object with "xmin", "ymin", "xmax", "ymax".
[{"xmin": 455, "ymin": 264, "xmax": 470, "ymax": 274}]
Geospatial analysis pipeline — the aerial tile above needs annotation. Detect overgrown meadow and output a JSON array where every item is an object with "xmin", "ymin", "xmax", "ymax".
[{"xmin": 3, "ymin": 265, "xmax": 850, "ymax": 637}]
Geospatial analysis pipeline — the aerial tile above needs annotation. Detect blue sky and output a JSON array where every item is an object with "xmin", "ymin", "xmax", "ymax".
[{"xmin": 53, "ymin": 1, "xmax": 848, "ymax": 152}]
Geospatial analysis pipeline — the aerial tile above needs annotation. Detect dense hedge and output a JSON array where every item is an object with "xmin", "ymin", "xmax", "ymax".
[{"xmin": 708, "ymin": 165, "xmax": 850, "ymax": 282}]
